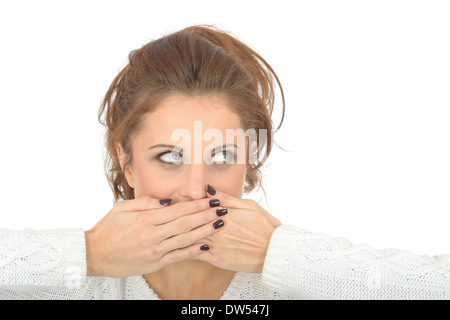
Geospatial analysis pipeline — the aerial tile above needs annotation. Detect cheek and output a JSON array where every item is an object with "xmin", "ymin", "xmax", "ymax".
[
  {"xmin": 210, "ymin": 165, "xmax": 246, "ymax": 198},
  {"xmin": 131, "ymin": 157, "xmax": 174, "ymax": 198}
]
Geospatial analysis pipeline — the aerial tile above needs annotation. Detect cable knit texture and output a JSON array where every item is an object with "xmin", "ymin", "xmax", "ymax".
[
  {"xmin": 1, "ymin": 226, "xmax": 449, "ymax": 299},
  {"xmin": 262, "ymin": 225, "xmax": 450, "ymax": 299},
  {"xmin": 0, "ymin": 228, "xmax": 86, "ymax": 291}
]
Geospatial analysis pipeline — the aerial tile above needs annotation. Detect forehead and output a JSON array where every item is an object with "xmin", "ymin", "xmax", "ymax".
[{"xmin": 139, "ymin": 94, "xmax": 242, "ymax": 141}]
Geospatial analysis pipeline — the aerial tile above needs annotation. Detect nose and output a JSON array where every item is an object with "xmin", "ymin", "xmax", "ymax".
[{"xmin": 177, "ymin": 164, "xmax": 208, "ymax": 201}]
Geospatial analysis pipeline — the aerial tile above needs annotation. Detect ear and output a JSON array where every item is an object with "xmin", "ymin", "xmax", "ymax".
[{"xmin": 116, "ymin": 143, "xmax": 135, "ymax": 188}]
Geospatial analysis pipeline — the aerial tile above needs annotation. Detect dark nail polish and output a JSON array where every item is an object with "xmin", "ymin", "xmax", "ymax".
[
  {"xmin": 159, "ymin": 199, "xmax": 172, "ymax": 206},
  {"xmin": 209, "ymin": 199, "xmax": 220, "ymax": 207},
  {"xmin": 206, "ymin": 184, "xmax": 216, "ymax": 196},
  {"xmin": 213, "ymin": 219, "xmax": 224, "ymax": 229},
  {"xmin": 216, "ymin": 208, "xmax": 228, "ymax": 216},
  {"xmin": 200, "ymin": 244, "xmax": 210, "ymax": 251}
]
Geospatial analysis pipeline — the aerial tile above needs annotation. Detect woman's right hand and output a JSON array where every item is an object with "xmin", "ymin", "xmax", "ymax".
[{"xmin": 84, "ymin": 196, "xmax": 224, "ymax": 278}]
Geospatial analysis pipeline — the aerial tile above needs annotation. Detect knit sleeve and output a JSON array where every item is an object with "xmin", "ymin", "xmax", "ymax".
[
  {"xmin": 0, "ymin": 228, "xmax": 87, "ymax": 292},
  {"xmin": 261, "ymin": 225, "xmax": 450, "ymax": 299}
]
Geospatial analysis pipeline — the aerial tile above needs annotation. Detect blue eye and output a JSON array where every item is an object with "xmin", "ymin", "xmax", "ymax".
[
  {"xmin": 158, "ymin": 150, "xmax": 183, "ymax": 165},
  {"xmin": 212, "ymin": 151, "xmax": 234, "ymax": 165}
]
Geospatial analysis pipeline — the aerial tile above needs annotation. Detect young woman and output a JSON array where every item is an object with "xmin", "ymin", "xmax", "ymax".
[{"xmin": 0, "ymin": 25, "xmax": 448, "ymax": 300}]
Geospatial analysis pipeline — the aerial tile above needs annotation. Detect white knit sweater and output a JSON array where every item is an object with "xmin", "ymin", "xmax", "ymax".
[{"xmin": 0, "ymin": 225, "xmax": 449, "ymax": 299}]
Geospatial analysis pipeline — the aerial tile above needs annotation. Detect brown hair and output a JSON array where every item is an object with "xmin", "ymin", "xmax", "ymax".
[{"xmin": 98, "ymin": 25, "xmax": 285, "ymax": 203}]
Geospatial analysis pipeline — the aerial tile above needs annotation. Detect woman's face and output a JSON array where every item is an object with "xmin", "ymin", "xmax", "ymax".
[{"xmin": 120, "ymin": 94, "xmax": 247, "ymax": 203}]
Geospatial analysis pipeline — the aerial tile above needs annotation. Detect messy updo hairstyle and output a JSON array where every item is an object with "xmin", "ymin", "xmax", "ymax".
[{"xmin": 98, "ymin": 25, "xmax": 285, "ymax": 203}]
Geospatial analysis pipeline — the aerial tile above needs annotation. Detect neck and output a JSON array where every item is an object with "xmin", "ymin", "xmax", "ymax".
[{"xmin": 143, "ymin": 261, "xmax": 236, "ymax": 300}]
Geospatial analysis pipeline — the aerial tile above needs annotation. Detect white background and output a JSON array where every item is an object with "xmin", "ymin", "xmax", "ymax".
[{"xmin": 0, "ymin": 0, "xmax": 449, "ymax": 255}]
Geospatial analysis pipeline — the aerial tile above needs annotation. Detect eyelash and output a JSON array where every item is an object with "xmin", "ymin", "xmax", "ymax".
[
  {"xmin": 156, "ymin": 149, "xmax": 183, "ymax": 166},
  {"xmin": 156, "ymin": 149, "xmax": 235, "ymax": 166}
]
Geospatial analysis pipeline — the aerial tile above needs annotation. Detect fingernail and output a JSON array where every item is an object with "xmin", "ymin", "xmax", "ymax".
[
  {"xmin": 200, "ymin": 244, "xmax": 210, "ymax": 251},
  {"xmin": 213, "ymin": 219, "xmax": 224, "ymax": 229},
  {"xmin": 206, "ymin": 184, "xmax": 216, "ymax": 196},
  {"xmin": 216, "ymin": 208, "xmax": 228, "ymax": 216},
  {"xmin": 209, "ymin": 199, "xmax": 220, "ymax": 207},
  {"xmin": 159, "ymin": 199, "xmax": 172, "ymax": 206}
]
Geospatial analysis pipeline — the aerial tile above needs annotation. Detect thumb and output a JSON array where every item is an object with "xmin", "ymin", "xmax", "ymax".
[{"xmin": 205, "ymin": 184, "xmax": 245, "ymax": 209}]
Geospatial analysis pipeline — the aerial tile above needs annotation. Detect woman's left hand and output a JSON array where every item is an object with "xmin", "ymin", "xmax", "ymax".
[{"xmin": 194, "ymin": 185, "xmax": 281, "ymax": 273}]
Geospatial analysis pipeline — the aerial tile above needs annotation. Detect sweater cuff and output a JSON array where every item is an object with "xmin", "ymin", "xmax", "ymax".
[
  {"xmin": 261, "ymin": 225, "xmax": 306, "ymax": 293},
  {"xmin": 62, "ymin": 228, "xmax": 87, "ymax": 289}
]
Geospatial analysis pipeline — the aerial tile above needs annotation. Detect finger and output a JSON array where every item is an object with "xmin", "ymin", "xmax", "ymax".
[
  {"xmin": 157, "ymin": 217, "xmax": 224, "ymax": 254},
  {"xmin": 157, "ymin": 206, "xmax": 226, "ymax": 239},
  {"xmin": 114, "ymin": 195, "xmax": 172, "ymax": 213},
  {"xmin": 159, "ymin": 242, "xmax": 210, "ymax": 267},
  {"xmin": 191, "ymin": 248, "xmax": 215, "ymax": 265},
  {"xmin": 152, "ymin": 197, "xmax": 221, "ymax": 225},
  {"xmin": 205, "ymin": 184, "xmax": 247, "ymax": 209}
]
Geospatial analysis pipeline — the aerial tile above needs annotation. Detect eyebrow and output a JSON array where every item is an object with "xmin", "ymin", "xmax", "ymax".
[
  {"xmin": 148, "ymin": 143, "xmax": 239, "ymax": 150},
  {"xmin": 148, "ymin": 144, "xmax": 178, "ymax": 150}
]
